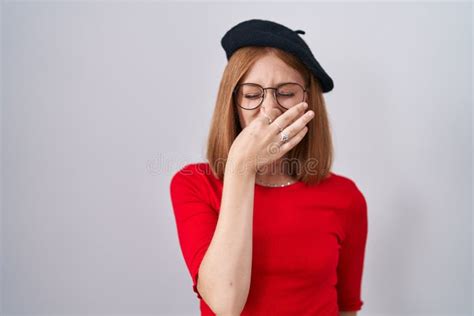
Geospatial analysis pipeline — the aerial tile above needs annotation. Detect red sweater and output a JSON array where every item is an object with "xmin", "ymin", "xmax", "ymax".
[{"xmin": 169, "ymin": 162, "xmax": 368, "ymax": 315}]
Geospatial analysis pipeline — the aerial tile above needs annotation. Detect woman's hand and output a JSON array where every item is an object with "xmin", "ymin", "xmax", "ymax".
[{"xmin": 227, "ymin": 101, "xmax": 314, "ymax": 175}]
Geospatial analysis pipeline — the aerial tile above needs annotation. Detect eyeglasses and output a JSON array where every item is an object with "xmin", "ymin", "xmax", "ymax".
[{"xmin": 233, "ymin": 82, "xmax": 307, "ymax": 110}]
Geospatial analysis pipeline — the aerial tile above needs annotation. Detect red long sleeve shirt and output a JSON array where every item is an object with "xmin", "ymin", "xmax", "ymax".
[{"xmin": 169, "ymin": 162, "xmax": 368, "ymax": 315}]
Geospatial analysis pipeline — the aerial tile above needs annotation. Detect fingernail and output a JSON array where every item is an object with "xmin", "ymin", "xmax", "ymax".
[{"xmin": 303, "ymin": 102, "xmax": 308, "ymax": 109}]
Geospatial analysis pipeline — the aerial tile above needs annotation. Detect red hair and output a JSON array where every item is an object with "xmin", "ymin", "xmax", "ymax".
[{"xmin": 206, "ymin": 46, "xmax": 334, "ymax": 185}]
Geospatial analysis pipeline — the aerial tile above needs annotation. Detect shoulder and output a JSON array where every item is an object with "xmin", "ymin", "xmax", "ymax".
[
  {"xmin": 329, "ymin": 171, "xmax": 364, "ymax": 194},
  {"xmin": 171, "ymin": 162, "xmax": 211, "ymax": 179},
  {"xmin": 329, "ymin": 171, "xmax": 367, "ymax": 215},
  {"xmin": 169, "ymin": 162, "xmax": 214, "ymax": 193}
]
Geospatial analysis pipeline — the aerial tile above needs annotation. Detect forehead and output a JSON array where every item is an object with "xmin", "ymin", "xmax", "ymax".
[{"xmin": 241, "ymin": 54, "xmax": 304, "ymax": 86}]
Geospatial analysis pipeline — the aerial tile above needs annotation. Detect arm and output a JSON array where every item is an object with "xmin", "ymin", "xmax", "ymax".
[
  {"xmin": 336, "ymin": 183, "xmax": 368, "ymax": 313},
  {"xmin": 171, "ymin": 103, "xmax": 309, "ymax": 315},
  {"xmin": 197, "ymin": 158, "xmax": 255, "ymax": 315}
]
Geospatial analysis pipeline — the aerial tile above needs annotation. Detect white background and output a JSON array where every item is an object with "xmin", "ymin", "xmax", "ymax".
[{"xmin": 1, "ymin": 1, "xmax": 472, "ymax": 315}]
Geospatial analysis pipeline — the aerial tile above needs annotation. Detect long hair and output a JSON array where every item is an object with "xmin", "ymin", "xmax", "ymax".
[{"xmin": 205, "ymin": 46, "xmax": 334, "ymax": 186}]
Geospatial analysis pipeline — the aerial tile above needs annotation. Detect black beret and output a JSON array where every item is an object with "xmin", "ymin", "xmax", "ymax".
[{"xmin": 221, "ymin": 19, "xmax": 334, "ymax": 93}]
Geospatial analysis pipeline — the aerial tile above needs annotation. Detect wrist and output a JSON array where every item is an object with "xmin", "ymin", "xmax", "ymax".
[{"xmin": 225, "ymin": 154, "xmax": 256, "ymax": 177}]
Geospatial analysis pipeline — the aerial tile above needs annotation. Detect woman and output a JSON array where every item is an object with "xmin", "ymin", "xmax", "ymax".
[{"xmin": 170, "ymin": 19, "xmax": 368, "ymax": 316}]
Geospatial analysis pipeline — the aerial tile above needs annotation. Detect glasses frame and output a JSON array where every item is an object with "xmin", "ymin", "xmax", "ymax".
[{"xmin": 232, "ymin": 82, "xmax": 308, "ymax": 110}]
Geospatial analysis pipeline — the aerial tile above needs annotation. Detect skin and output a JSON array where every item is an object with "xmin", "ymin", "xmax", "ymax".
[{"xmin": 235, "ymin": 53, "xmax": 308, "ymax": 185}]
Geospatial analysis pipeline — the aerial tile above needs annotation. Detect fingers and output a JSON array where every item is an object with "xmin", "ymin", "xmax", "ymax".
[
  {"xmin": 280, "ymin": 108, "xmax": 314, "ymax": 139},
  {"xmin": 279, "ymin": 125, "xmax": 309, "ymax": 152},
  {"xmin": 269, "ymin": 102, "xmax": 307, "ymax": 134},
  {"xmin": 259, "ymin": 106, "xmax": 283, "ymax": 125}
]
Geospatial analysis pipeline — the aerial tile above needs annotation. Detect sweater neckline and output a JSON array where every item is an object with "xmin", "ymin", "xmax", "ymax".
[{"xmin": 255, "ymin": 179, "xmax": 305, "ymax": 190}]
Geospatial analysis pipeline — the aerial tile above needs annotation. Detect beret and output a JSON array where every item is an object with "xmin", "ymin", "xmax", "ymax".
[{"xmin": 221, "ymin": 19, "xmax": 334, "ymax": 93}]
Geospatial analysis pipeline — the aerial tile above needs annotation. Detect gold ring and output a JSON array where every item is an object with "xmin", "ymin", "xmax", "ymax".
[{"xmin": 262, "ymin": 112, "xmax": 272, "ymax": 124}]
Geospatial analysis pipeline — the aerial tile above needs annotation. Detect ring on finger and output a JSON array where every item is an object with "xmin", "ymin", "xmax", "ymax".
[
  {"xmin": 263, "ymin": 112, "xmax": 273, "ymax": 125},
  {"xmin": 280, "ymin": 131, "xmax": 289, "ymax": 144},
  {"xmin": 261, "ymin": 107, "xmax": 273, "ymax": 124},
  {"xmin": 264, "ymin": 114, "xmax": 273, "ymax": 124}
]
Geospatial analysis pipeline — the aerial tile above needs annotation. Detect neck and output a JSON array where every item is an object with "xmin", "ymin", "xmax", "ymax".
[{"xmin": 255, "ymin": 158, "xmax": 295, "ymax": 184}]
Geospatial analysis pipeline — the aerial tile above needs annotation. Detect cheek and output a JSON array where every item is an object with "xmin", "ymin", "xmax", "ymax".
[{"xmin": 237, "ymin": 109, "xmax": 259, "ymax": 128}]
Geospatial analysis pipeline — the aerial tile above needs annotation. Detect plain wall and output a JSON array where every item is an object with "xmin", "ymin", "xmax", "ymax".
[{"xmin": 1, "ymin": 1, "xmax": 472, "ymax": 315}]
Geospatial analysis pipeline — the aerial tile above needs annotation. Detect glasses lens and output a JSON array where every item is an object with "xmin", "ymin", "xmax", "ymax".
[
  {"xmin": 234, "ymin": 84, "xmax": 263, "ymax": 109},
  {"xmin": 277, "ymin": 83, "xmax": 305, "ymax": 109}
]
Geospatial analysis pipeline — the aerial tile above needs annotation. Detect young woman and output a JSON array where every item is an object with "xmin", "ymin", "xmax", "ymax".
[{"xmin": 170, "ymin": 19, "xmax": 368, "ymax": 316}]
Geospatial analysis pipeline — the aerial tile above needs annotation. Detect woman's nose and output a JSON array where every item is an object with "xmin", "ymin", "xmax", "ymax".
[
  {"xmin": 260, "ymin": 100, "xmax": 282, "ymax": 121},
  {"xmin": 261, "ymin": 90, "xmax": 280, "ymax": 110}
]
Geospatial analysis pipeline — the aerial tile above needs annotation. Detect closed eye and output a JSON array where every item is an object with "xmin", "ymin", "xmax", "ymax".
[{"xmin": 244, "ymin": 94, "xmax": 263, "ymax": 99}]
